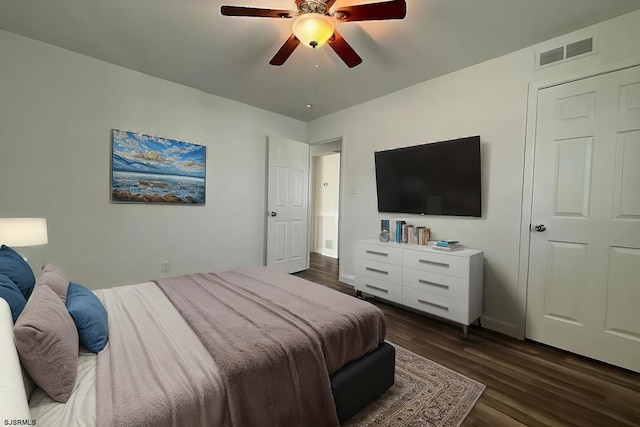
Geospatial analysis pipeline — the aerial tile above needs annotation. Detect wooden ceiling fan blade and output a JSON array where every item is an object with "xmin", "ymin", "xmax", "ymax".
[
  {"xmin": 269, "ymin": 35, "xmax": 301, "ymax": 66},
  {"xmin": 334, "ymin": 0, "xmax": 406, "ymax": 22},
  {"xmin": 221, "ymin": 6, "xmax": 294, "ymax": 19},
  {"xmin": 324, "ymin": 0, "xmax": 337, "ymax": 10},
  {"xmin": 327, "ymin": 30, "xmax": 362, "ymax": 68}
]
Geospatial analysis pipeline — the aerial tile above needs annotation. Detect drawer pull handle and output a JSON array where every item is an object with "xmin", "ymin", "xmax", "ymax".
[
  {"xmin": 366, "ymin": 250, "xmax": 389, "ymax": 257},
  {"xmin": 417, "ymin": 299, "xmax": 449, "ymax": 311},
  {"xmin": 418, "ymin": 279, "xmax": 449, "ymax": 290},
  {"xmin": 366, "ymin": 267, "xmax": 389, "ymax": 275},
  {"xmin": 419, "ymin": 259, "xmax": 449, "ymax": 268},
  {"xmin": 366, "ymin": 284, "xmax": 389, "ymax": 293}
]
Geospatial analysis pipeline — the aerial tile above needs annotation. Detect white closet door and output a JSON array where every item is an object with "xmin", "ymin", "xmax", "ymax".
[{"xmin": 527, "ymin": 66, "xmax": 640, "ymax": 372}]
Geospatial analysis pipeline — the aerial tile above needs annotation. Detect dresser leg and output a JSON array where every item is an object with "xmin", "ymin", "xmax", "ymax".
[
  {"xmin": 356, "ymin": 290, "xmax": 363, "ymax": 299},
  {"xmin": 462, "ymin": 325, "xmax": 469, "ymax": 340}
]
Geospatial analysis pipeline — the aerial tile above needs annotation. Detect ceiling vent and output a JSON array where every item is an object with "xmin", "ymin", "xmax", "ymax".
[{"xmin": 535, "ymin": 35, "xmax": 597, "ymax": 70}]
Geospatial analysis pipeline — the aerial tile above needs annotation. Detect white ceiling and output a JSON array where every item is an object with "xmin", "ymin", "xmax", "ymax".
[{"xmin": 1, "ymin": 0, "xmax": 639, "ymax": 121}]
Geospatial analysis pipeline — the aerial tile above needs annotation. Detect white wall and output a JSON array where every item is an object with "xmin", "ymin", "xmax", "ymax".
[
  {"xmin": 307, "ymin": 11, "xmax": 640, "ymax": 336},
  {"xmin": 0, "ymin": 30, "xmax": 306, "ymax": 289}
]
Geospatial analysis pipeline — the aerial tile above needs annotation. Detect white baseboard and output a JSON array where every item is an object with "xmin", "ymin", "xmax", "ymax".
[{"xmin": 480, "ymin": 316, "xmax": 518, "ymax": 338}]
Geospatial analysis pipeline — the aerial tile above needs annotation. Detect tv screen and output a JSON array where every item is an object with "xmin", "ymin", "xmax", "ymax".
[{"xmin": 374, "ymin": 136, "xmax": 481, "ymax": 217}]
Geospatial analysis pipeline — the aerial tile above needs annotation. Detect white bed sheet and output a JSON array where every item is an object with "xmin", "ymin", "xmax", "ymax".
[{"xmin": 29, "ymin": 348, "xmax": 97, "ymax": 426}]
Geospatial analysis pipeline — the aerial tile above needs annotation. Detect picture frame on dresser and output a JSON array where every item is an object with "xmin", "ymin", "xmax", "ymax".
[{"xmin": 355, "ymin": 239, "xmax": 483, "ymax": 339}]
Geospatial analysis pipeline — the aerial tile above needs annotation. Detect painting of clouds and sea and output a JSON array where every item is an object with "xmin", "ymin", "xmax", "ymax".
[{"xmin": 111, "ymin": 129, "xmax": 206, "ymax": 205}]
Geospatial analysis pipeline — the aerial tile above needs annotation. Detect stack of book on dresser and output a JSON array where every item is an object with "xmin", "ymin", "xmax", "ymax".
[
  {"xmin": 433, "ymin": 240, "xmax": 465, "ymax": 251},
  {"xmin": 388, "ymin": 220, "xmax": 430, "ymax": 245}
]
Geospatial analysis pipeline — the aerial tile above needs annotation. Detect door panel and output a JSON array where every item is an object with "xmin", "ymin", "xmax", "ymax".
[
  {"xmin": 605, "ymin": 247, "xmax": 640, "ymax": 339},
  {"xmin": 555, "ymin": 91, "xmax": 597, "ymax": 139},
  {"xmin": 543, "ymin": 241, "xmax": 587, "ymax": 326},
  {"xmin": 527, "ymin": 66, "xmax": 640, "ymax": 372},
  {"xmin": 276, "ymin": 167, "xmax": 289, "ymax": 207},
  {"xmin": 274, "ymin": 221, "xmax": 287, "ymax": 262},
  {"xmin": 553, "ymin": 137, "xmax": 592, "ymax": 217},
  {"xmin": 619, "ymin": 82, "xmax": 640, "ymax": 129},
  {"xmin": 290, "ymin": 219, "xmax": 304, "ymax": 259},
  {"xmin": 613, "ymin": 131, "xmax": 640, "ymax": 218}
]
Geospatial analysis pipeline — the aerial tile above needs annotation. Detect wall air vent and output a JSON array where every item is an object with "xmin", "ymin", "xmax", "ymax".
[
  {"xmin": 539, "ymin": 47, "xmax": 565, "ymax": 67},
  {"xmin": 535, "ymin": 35, "xmax": 597, "ymax": 70},
  {"xmin": 566, "ymin": 37, "xmax": 593, "ymax": 59}
]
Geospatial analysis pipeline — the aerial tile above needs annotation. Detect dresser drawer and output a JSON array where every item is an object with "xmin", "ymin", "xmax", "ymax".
[
  {"xmin": 355, "ymin": 258, "xmax": 403, "ymax": 283},
  {"xmin": 355, "ymin": 242, "xmax": 404, "ymax": 265},
  {"xmin": 355, "ymin": 275, "xmax": 402, "ymax": 304},
  {"xmin": 402, "ymin": 268, "xmax": 469, "ymax": 302},
  {"xmin": 402, "ymin": 287, "xmax": 471, "ymax": 324},
  {"xmin": 403, "ymin": 249, "xmax": 469, "ymax": 279}
]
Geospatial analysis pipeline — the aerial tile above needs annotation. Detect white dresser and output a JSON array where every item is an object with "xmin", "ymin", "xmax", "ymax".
[{"xmin": 355, "ymin": 239, "xmax": 483, "ymax": 338}]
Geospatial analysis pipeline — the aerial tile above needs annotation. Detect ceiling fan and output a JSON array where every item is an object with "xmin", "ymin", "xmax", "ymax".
[{"xmin": 220, "ymin": 0, "xmax": 407, "ymax": 68}]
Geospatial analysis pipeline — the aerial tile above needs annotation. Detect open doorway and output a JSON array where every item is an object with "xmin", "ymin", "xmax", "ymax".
[{"xmin": 310, "ymin": 139, "xmax": 342, "ymax": 260}]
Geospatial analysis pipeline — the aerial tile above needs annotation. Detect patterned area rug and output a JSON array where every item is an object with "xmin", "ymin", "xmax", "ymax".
[{"xmin": 345, "ymin": 343, "xmax": 485, "ymax": 427}]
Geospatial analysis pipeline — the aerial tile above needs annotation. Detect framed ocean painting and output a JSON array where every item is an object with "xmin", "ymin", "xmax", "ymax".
[{"xmin": 111, "ymin": 129, "xmax": 206, "ymax": 205}]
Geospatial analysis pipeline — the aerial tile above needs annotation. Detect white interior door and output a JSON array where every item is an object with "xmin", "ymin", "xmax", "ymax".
[
  {"xmin": 526, "ymin": 65, "xmax": 640, "ymax": 372},
  {"xmin": 266, "ymin": 136, "xmax": 309, "ymax": 273}
]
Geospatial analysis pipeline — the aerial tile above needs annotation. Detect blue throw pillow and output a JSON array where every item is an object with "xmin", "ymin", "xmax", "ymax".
[
  {"xmin": 0, "ymin": 274, "xmax": 27, "ymax": 322},
  {"xmin": 65, "ymin": 282, "xmax": 109, "ymax": 353},
  {"xmin": 0, "ymin": 245, "xmax": 36, "ymax": 299}
]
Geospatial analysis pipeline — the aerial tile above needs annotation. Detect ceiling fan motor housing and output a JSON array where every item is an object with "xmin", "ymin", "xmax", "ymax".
[{"xmin": 298, "ymin": 0, "xmax": 328, "ymax": 15}]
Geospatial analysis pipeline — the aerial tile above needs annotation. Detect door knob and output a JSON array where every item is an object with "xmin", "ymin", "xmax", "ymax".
[
  {"xmin": 533, "ymin": 224, "xmax": 546, "ymax": 232},
  {"xmin": 269, "ymin": 211, "xmax": 277, "ymax": 217}
]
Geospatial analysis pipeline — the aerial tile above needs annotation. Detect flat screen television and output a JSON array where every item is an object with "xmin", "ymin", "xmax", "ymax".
[{"xmin": 374, "ymin": 135, "xmax": 481, "ymax": 217}]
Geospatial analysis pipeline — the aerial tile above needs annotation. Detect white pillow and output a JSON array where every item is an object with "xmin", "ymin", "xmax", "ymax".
[{"xmin": 0, "ymin": 298, "xmax": 32, "ymax": 422}]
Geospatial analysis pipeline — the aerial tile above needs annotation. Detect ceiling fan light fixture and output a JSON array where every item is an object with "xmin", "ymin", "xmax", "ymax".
[{"xmin": 292, "ymin": 13, "xmax": 334, "ymax": 48}]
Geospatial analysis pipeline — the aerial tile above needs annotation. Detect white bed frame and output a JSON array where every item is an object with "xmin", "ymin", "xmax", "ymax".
[{"xmin": 0, "ymin": 298, "xmax": 32, "ymax": 422}]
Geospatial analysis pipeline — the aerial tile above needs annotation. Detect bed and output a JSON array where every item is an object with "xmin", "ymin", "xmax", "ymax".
[{"xmin": 0, "ymin": 259, "xmax": 395, "ymax": 426}]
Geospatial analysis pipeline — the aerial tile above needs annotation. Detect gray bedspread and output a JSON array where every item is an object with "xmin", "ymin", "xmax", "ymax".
[{"xmin": 97, "ymin": 267, "xmax": 386, "ymax": 427}]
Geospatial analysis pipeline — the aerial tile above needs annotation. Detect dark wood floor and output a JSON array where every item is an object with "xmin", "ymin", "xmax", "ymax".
[{"xmin": 295, "ymin": 253, "xmax": 640, "ymax": 427}]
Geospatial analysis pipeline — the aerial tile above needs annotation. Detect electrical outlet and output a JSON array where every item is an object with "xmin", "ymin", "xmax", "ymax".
[{"xmin": 161, "ymin": 260, "xmax": 171, "ymax": 273}]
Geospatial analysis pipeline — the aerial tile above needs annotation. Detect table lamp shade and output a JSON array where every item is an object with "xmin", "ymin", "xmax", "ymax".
[{"xmin": 0, "ymin": 219, "xmax": 48, "ymax": 247}]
